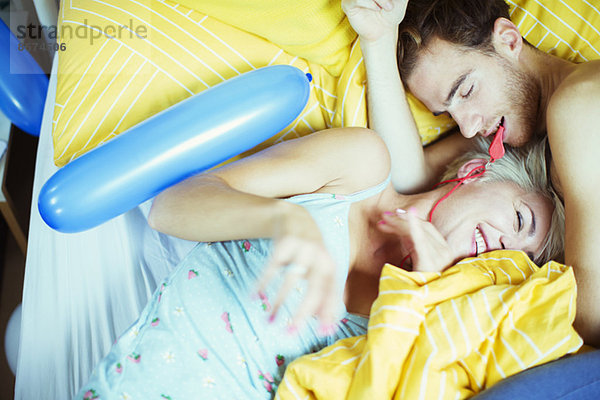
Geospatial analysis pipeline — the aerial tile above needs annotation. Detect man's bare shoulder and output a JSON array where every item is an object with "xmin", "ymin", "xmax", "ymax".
[
  {"xmin": 549, "ymin": 60, "xmax": 600, "ymax": 114},
  {"xmin": 546, "ymin": 60, "xmax": 600, "ymax": 195},
  {"xmin": 547, "ymin": 60, "xmax": 600, "ymax": 138}
]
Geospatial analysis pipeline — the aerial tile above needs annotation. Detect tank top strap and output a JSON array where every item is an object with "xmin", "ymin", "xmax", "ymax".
[{"xmin": 343, "ymin": 173, "xmax": 391, "ymax": 203}]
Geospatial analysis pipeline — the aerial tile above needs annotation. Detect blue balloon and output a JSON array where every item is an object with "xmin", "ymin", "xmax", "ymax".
[
  {"xmin": 39, "ymin": 65, "xmax": 310, "ymax": 233},
  {"xmin": 0, "ymin": 19, "xmax": 48, "ymax": 136}
]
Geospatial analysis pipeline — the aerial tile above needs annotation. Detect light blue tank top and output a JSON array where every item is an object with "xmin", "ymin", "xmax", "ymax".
[{"xmin": 77, "ymin": 174, "xmax": 392, "ymax": 399}]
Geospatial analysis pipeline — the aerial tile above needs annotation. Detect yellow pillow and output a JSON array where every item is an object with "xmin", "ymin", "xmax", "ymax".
[
  {"xmin": 509, "ymin": 0, "xmax": 600, "ymax": 63},
  {"xmin": 53, "ymin": 0, "xmax": 369, "ymax": 166},
  {"xmin": 174, "ymin": 0, "xmax": 356, "ymax": 78},
  {"xmin": 52, "ymin": 0, "xmax": 600, "ymax": 167}
]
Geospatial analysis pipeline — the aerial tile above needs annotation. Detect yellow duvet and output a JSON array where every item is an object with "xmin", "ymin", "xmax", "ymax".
[{"xmin": 277, "ymin": 251, "xmax": 582, "ymax": 399}]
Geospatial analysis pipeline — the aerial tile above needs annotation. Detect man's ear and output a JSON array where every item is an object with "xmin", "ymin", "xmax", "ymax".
[
  {"xmin": 457, "ymin": 158, "xmax": 487, "ymax": 183},
  {"xmin": 491, "ymin": 17, "xmax": 523, "ymax": 61}
]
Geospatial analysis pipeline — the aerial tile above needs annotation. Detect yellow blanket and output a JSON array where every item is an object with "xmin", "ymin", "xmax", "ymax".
[{"xmin": 277, "ymin": 251, "xmax": 582, "ymax": 399}]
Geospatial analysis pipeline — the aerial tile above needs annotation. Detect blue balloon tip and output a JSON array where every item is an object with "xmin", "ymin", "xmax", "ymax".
[{"xmin": 305, "ymin": 73, "xmax": 313, "ymax": 82}]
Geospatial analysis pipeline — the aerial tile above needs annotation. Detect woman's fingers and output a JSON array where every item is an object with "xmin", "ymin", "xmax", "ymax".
[
  {"xmin": 269, "ymin": 250, "xmax": 314, "ymax": 324},
  {"xmin": 377, "ymin": 208, "xmax": 455, "ymax": 272},
  {"xmin": 404, "ymin": 210, "xmax": 428, "ymax": 266},
  {"xmin": 257, "ymin": 236, "xmax": 337, "ymax": 334},
  {"xmin": 376, "ymin": 209, "xmax": 411, "ymax": 235},
  {"xmin": 405, "ymin": 211, "xmax": 454, "ymax": 272},
  {"xmin": 291, "ymin": 251, "xmax": 337, "ymax": 332},
  {"xmin": 255, "ymin": 237, "xmax": 298, "ymax": 294}
]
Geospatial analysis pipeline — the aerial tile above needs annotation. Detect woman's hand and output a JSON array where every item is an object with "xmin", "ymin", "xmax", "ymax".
[
  {"xmin": 255, "ymin": 205, "xmax": 337, "ymax": 334},
  {"xmin": 378, "ymin": 208, "xmax": 455, "ymax": 273},
  {"xmin": 342, "ymin": 0, "xmax": 409, "ymax": 43}
]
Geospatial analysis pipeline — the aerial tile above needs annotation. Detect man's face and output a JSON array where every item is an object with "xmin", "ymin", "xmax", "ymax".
[{"xmin": 405, "ymin": 37, "xmax": 540, "ymax": 146}]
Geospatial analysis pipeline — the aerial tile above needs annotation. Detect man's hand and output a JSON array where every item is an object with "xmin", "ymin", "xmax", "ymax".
[{"xmin": 342, "ymin": 0, "xmax": 409, "ymax": 43}]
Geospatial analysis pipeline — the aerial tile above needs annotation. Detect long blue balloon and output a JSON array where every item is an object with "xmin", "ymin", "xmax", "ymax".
[
  {"xmin": 0, "ymin": 19, "xmax": 48, "ymax": 136},
  {"xmin": 39, "ymin": 65, "xmax": 310, "ymax": 233}
]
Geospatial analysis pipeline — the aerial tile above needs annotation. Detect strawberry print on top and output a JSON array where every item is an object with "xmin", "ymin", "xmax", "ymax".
[
  {"xmin": 198, "ymin": 349, "xmax": 208, "ymax": 360},
  {"xmin": 258, "ymin": 292, "xmax": 271, "ymax": 312},
  {"xmin": 127, "ymin": 353, "xmax": 141, "ymax": 363},
  {"xmin": 276, "ymin": 354, "xmax": 285, "ymax": 366},
  {"xmin": 158, "ymin": 283, "xmax": 166, "ymax": 302},
  {"xmin": 83, "ymin": 389, "xmax": 99, "ymax": 400},
  {"xmin": 242, "ymin": 240, "xmax": 252, "ymax": 252},
  {"xmin": 221, "ymin": 312, "xmax": 233, "ymax": 333},
  {"xmin": 258, "ymin": 371, "xmax": 275, "ymax": 393}
]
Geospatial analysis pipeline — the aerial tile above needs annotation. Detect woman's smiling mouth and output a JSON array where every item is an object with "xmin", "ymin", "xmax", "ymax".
[{"xmin": 474, "ymin": 226, "xmax": 487, "ymax": 256}]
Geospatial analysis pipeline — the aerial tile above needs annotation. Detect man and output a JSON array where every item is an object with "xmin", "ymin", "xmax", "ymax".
[{"xmin": 343, "ymin": 0, "xmax": 600, "ymax": 345}]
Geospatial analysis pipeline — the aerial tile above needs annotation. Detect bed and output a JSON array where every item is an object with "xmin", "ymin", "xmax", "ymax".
[
  {"xmin": 16, "ymin": 54, "xmax": 198, "ymax": 399},
  {"xmin": 14, "ymin": 0, "xmax": 600, "ymax": 399}
]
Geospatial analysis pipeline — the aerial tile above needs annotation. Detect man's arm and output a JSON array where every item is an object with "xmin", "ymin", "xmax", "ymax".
[
  {"xmin": 547, "ymin": 60, "xmax": 600, "ymax": 346},
  {"xmin": 344, "ymin": 0, "xmax": 430, "ymax": 193},
  {"xmin": 360, "ymin": 27, "xmax": 429, "ymax": 193},
  {"xmin": 343, "ymin": 0, "xmax": 473, "ymax": 192},
  {"xmin": 424, "ymin": 130, "xmax": 474, "ymax": 181}
]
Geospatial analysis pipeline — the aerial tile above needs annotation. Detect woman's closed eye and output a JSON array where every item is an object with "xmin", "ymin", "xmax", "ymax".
[
  {"xmin": 517, "ymin": 210, "xmax": 524, "ymax": 232},
  {"xmin": 516, "ymin": 210, "xmax": 535, "ymax": 259},
  {"xmin": 461, "ymin": 84, "xmax": 474, "ymax": 99}
]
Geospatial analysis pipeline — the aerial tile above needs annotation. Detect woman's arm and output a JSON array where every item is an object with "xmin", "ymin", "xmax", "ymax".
[
  {"xmin": 149, "ymin": 127, "xmax": 390, "ymax": 328},
  {"xmin": 343, "ymin": 0, "xmax": 431, "ymax": 193},
  {"xmin": 148, "ymin": 127, "xmax": 390, "ymax": 242}
]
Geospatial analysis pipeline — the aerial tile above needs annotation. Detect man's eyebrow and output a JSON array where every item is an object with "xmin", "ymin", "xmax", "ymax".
[{"xmin": 443, "ymin": 71, "xmax": 472, "ymax": 108}]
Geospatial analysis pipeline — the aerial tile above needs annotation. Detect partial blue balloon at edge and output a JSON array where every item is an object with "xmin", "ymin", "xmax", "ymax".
[
  {"xmin": 38, "ymin": 65, "xmax": 311, "ymax": 233},
  {"xmin": 0, "ymin": 19, "xmax": 48, "ymax": 136}
]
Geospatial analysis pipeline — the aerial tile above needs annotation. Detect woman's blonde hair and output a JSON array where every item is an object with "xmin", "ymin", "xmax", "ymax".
[{"xmin": 441, "ymin": 137, "xmax": 564, "ymax": 265}]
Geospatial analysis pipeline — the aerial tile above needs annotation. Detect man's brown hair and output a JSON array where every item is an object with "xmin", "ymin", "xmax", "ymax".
[{"xmin": 397, "ymin": 0, "xmax": 511, "ymax": 80}]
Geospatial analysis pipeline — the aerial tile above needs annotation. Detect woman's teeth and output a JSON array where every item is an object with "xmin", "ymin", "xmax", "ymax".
[{"xmin": 475, "ymin": 227, "xmax": 486, "ymax": 255}]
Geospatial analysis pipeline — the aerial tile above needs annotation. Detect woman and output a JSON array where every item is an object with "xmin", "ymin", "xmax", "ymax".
[{"xmin": 77, "ymin": 127, "xmax": 562, "ymax": 399}]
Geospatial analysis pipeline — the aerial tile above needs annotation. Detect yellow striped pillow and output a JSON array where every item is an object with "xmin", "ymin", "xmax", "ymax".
[
  {"xmin": 52, "ymin": 0, "xmax": 600, "ymax": 167},
  {"xmin": 53, "ymin": 0, "xmax": 348, "ymax": 166},
  {"xmin": 508, "ymin": 0, "xmax": 600, "ymax": 62}
]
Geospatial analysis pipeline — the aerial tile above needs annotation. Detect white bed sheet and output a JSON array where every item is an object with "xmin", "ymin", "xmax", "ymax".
[{"xmin": 15, "ymin": 54, "xmax": 196, "ymax": 400}]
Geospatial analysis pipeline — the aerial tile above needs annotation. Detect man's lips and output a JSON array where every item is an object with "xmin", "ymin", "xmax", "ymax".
[{"xmin": 483, "ymin": 117, "xmax": 504, "ymax": 137}]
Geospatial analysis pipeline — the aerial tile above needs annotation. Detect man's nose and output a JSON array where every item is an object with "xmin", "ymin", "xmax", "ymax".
[{"xmin": 452, "ymin": 109, "xmax": 483, "ymax": 139}]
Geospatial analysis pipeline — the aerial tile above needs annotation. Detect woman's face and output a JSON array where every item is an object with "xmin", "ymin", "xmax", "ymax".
[{"xmin": 431, "ymin": 180, "xmax": 554, "ymax": 261}]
